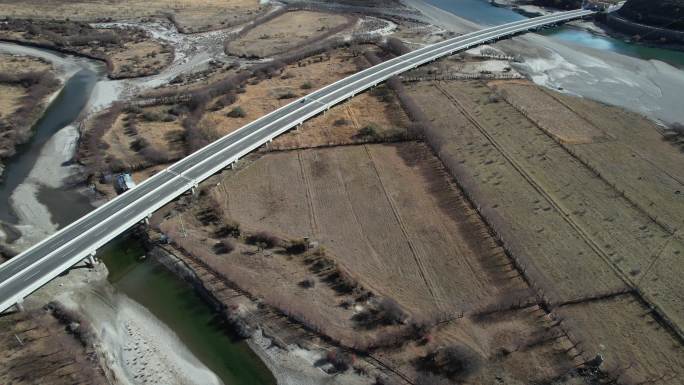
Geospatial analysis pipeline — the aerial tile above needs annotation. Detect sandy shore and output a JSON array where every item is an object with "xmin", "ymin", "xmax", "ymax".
[
  {"xmin": 7, "ymin": 124, "xmax": 82, "ymax": 249},
  {"xmin": 248, "ymin": 330, "xmax": 372, "ymax": 385},
  {"xmin": 403, "ymin": 0, "xmax": 684, "ymax": 126},
  {"xmin": 58, "ymin": 279, "xmax": 223, "ymax": 385}
]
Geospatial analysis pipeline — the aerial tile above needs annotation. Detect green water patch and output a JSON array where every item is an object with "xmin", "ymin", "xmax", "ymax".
[{"xmin": 101, "ymin": 235, "xmax": 276, "ymax": 385}]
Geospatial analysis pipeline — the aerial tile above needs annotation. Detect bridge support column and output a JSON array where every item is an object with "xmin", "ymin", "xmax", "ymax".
[
  {"xmin": 86, "ymin": 252, "xmax": 97, "ymax": 268},
  {"xmin": 15, "ymin": 299, "xmax": 24, "ymax": 312}
]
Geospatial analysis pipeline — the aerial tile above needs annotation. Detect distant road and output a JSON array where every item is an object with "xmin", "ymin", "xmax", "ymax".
[{"xmin": 0, "ymin": 9, "xmax": 595, "ymax": 313}]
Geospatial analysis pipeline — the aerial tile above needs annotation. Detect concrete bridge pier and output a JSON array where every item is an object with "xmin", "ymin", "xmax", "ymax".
[
  {"xmin": 14, "ymin": 299, "xmax": 24, "ymax": 312},
  {"xmin": 85, "ymin": 252, "xmax": 97, "ymax": 268}
]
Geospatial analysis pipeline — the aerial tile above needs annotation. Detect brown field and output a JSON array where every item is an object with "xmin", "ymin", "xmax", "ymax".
[
  {"xmin": 407, "ymin": 80, "xmax": 627, "ymax": 304},
  {"xmin": 0, "ymin": 84, "xmax": 24, "ymax": 123},
  {"xmin": 198, "ymin": 48, "xmax": 410, "ymax": 146},
  {"xmin": 488, "ymin": 81, "xmax": 684, "ymax": 333},
  {"xmin": 0, "ymin": 54, "xmax": 59, "ymax": 163},
  {"xmin": 373, "ymin": 308, "xmax": 583, "ymax": 385},
  {"xmin": 101, "ymin": 106, "xmax": 184, "ymax": 170},
  {"xmin": 514, "ymin": 84, "xmax": 684, "ymax": 233},
  {"xmin": 406, "ymin": 78, "xmax": 684, "ymax": 383},
  {"xmin": 190, "ymin": 142, "xmax": 527, "ymax": 316},
  {"xmin": 0, "ymin": 0, "xmax": 263, "ymax": 32},
  {"xmin": 0, "ymin": 21, "xmax": 173, "ymax": 78},
  {"xmin": 226, "ymin": 11, "xmax": 352, "ymax": 58},
  {"xmin": 0, "ymin": 54, "xmax": 53, "ymax": 120},
  {"xmin": 158, "ymin": 210, "xmax": 367, "ymax": 345},
  {"xmin": 158, "ymin": 141, "xmax": 599, "ymax": 384},
  {"xmin": 270, "ymin": 86, "xmax": 411, "ymax": 150},
  {"xmin": 555, "ymin": 294, "xmax": 684, "ymax": 383},
  {"xmin": 0, "ymin": 309, "xmax": 107, "ymax": 384}
]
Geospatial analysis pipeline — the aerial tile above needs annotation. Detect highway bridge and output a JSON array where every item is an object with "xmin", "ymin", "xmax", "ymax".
[{"xmin": 0, "ymin": 9, "xmax": 595, "ymax": 313}]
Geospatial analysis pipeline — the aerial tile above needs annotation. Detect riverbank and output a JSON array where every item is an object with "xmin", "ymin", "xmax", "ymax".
[
  {"xmin": 148, "ymin": 243, "xmax": 374, "ymax": 385},
  {"xmin": 405, "ymin": 0, "xmax": 684, "ymax": 126},
  {"xmin": 60, "ymin": 278, "xmax": 224, "ymax": 385}
]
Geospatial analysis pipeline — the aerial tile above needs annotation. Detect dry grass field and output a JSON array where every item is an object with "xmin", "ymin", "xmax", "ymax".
[
  {"xmin": 0, "ymin": 0, "xmax": 263, "ymax": 32},
  {"xmin": 0, "ymin": 309, "xmax": 107, "ymax": 385},
  {"xmin": 406, "ymin": 78, "xmax": 684, "ymax": 383},
  {"xmin": 225, "ymin": 11, "xmax": 352, "ymax": 58},
  {"xmin": 0, "ymin": 54, "xmax": 59, "ymax": 164},
  {"xmin": 100, "ymin": 106, "xmax": 185, "ymax": 170},
  {"xmin": 407, "ymin": 81, "xmax": 627, "ymax": 304},
  {"xmin": 489, "ymin": 81, "xmax": 684, "ymax": 334},
  {"xmin": 555, "ymin": 294, "xmax": 684, "ymax": 383},
  {"xmin": 0, "ymin": 21, "xmax": 173, "ymax": 78},
  {"xmin": 157, "ymin": 141, "xmax": 601, "ymax": 384},
  {"xmin": 188, "ymin": 143, "xmax": 527, "ymax": 316},
  {"xmin": 0, "ymin": 54, "xmax": 53, "ymax": 121},
  {"xmin": 198, "ymin": 49, "xmax": 410, "ymax": 145}
]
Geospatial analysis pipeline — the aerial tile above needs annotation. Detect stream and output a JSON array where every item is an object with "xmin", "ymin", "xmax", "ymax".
[{"xmin": 0, "ymin": 43, "xmax": 274, "ymax": 385}]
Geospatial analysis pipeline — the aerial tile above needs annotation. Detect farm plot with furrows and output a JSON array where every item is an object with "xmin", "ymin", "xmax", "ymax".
[
  {"xmin": 440, "ymin": 81, "xmax": 670, "ymax": 282},
  {"xmin": 555, "ymin": 294, "xmax": 684, "ymax": 384},
  {"xmin": 508, "ymin": 83, "xmax": 684, "ymax": 234},
  {"xmin": 482, "ymin": 81, "xmax": 684, "ymax": 330},
  {"xmin": 406, "ymin": 81, "xmax": 627, "ymax": 304},
  {"xmin": 225, "ymin": 11, "xmax": 352, "ymax": 58},
  {"xmin": 215, "ymin": 143, "xmax": 520, "ymax": 316}
]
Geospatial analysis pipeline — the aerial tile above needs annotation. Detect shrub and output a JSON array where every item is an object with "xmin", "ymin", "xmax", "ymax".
[
  {"xmin": 214, "ymin": 220, "xmax": 241, "ymax": 237},
  {"xmin": 487, "ymin": 93, "xmax": 502, "ymax": 103},
  {"xmin": 227, "ymin": 106, "xmax": 246, "ymax": 118},
  {"xmin": 353, "ymin": 298, "xmax": 407, "ymax": 328},
  {"xmin": 333, "ymin": 118, "xmax": 349, "ymax": 126},
  {"xmin": 416, "ymin": 345, "xmax": 482, "ymax": 380},
  {"xmin": 286, "ymin": 239, "xmax": 308, "ymax": 254},
  {"xmin": 140, "ymin": 146, "xmax": 171, "ymax": 164},
  {"xmin": 141, "ymin": 110, "xmax": 164, "ymax": 121},
  {"xmin": 299, "ymin": 277, "xmax": 316, "ymax": 288},
  {"xmin": 277, "ymin": 90, "xmax": 296, "ymax": 100},
  {"xmin": 670, "ymin": 122, "xmax": 684, "ymax": 135},
  {"xmin": 325, "ymin": 349, "xmax": 355, "ymax": 373},
  {"xmin": 213, "ymin": 239, "xmax": 235, "ymax": 254},
  {"xmin": 301, "ymin": 81, "xmax": 313, "ymax": 90},
  {"xmin": 357, "ymin": 124, "xmax": 378, "ymax": 139},
  {"xmin": 246, "ymin": 231, "xmax": 280, "ymax": 249},
  {"xmin": 129, "ymin": 137, "xmax": 149, "ymax": 152}
]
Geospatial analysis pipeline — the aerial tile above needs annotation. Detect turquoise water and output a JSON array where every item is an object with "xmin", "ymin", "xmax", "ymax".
[{"xmin": 423, "ymin": 0, "xmax": 684, "ymax": 68}]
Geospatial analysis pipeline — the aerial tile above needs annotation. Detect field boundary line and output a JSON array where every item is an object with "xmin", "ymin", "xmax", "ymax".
[
  {"xmin": 536, "ymin": 86, "xmax": 683, "ymax": 234},
  {"xmin": 362, "ymin": 145, "xmax": 442, "ymax": 308},
  {"xmin": 297, "ymin": 151, "xmax": 320, "ymax": 237},
  {"xmin": 436, "ymin": 82, "xmax": 684, "ymax": 342}
]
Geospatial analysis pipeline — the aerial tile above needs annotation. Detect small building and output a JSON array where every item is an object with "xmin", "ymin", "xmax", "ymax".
[{"xmin": 114, "ymin": 173, "xmax": 137, "ymax": 194}]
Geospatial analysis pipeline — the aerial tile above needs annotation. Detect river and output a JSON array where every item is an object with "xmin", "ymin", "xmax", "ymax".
[
  {"xmin": 421, "ymin": 0, "xmax": 684, "ymax": 125},
  {"xmin": 0, "ymin": 68, "xmax": 96, "ymax": 225},
  {"xmin": 424, "ymin": 0, "xmax": 684, "ymax": 68},
  {"xmin": 0, "ymin": 44, "xmax": 275, "ymax": 385}
]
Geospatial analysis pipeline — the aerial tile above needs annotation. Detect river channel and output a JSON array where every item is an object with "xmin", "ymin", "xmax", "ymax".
[
  {"xmin": 424, "ymin": 0, "xmax": 684, "ymax": 68},
  {"xmin": 0, "ymin": 44, "xmax": 274, "ymax": 385}
]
